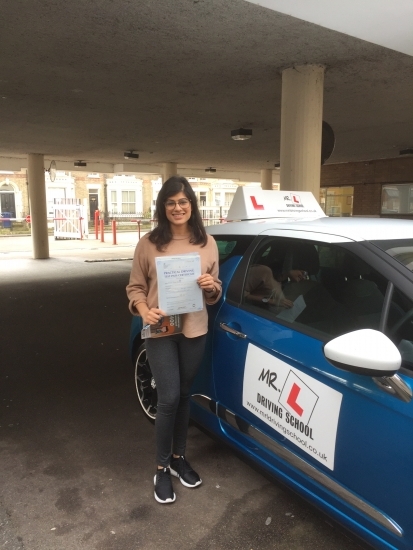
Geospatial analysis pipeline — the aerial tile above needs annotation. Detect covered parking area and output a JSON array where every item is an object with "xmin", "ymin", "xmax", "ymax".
[
  {"xmin": 0, "ymin": 1, "xmax": 412, "ymax": 548},
  {"xmin": 1, "ymin": 0, "xmax": 412, "ymax": 257}
]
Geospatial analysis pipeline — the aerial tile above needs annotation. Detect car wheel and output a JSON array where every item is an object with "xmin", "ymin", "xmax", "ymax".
[{"xmin": 134, "ymin": 342, "xmax": 157, "ymax": 423}]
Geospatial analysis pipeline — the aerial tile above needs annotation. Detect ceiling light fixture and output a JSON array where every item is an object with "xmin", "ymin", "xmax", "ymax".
[
  {"xmin": 399, "ymin": 148, "xmax": 413, "ymax": 156},
  {"xmin": 231, "ymin": 128, "xmax": 252, "ymax": 141},
  {"xmin": 124, "ymin": 150, "xmax": 139, "ymax": 160},
  {"xmin": 274, "ymin": 163, "xmax": 280, "ymax": 169},
  {"xmin": 205, "ymin": 167, "xmax": 216, "ymax": 173},
  {"xmin": 74, "ymin": 160, "xmax": 87, "ymax": 167}
]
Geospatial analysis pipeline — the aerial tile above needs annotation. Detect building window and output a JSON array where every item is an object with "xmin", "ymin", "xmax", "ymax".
[
  {"xmin": 381, "ymin": 184, "xmax": 413, "ymax": 214},
  {"xmin": 200, "ymin": 191, "xmax": 207, "ymax": 206},
  {"xmin": 122, "ymin": 190, "xmax": 136, "ymax": 213},
  {"xmin": 111, "ymin": 190, "xmax": 117, "ymax": 212},
  {"xmin": 320, "ymin": 187, "xmax": 353, "ymax": 217},
  {"xmin": 224, "ymin": 192, "xmax": 234, "ymax": 206}
]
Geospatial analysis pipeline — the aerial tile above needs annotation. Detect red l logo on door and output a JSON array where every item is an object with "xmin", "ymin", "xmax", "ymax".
[
  {"xmin": 250, "ymin": 196, "xmax": 264, "ymax": 210},
  {"xmin": 286, "ymin": 383, "xmax": 304, "ymax": 416}
]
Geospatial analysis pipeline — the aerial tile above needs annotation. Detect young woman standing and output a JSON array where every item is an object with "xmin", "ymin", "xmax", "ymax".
[{"xmin": 126, "ymin": 176, "xmax": 221, "ymax": 504}]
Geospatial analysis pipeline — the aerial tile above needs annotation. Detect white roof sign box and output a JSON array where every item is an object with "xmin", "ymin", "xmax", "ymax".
[{"xmin": 226, "ymin": 187, "xmax": 326, "ymax": 221}]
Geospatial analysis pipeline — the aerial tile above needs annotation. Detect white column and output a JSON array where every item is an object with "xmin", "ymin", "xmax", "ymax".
[
  {"xmin": 260, "ymin": 169, "xmax": 273, "ymax": 190},
  {"xmin": 163, "ymin": 162, "xmax": 177, "ymax": 183},
  {"xmin": 280, "ymin": 64, "xmax": 325, "ymax": 195},
  {"xmin": 28, "ymin": 154, "xmax": 49, "ymax": 259}
]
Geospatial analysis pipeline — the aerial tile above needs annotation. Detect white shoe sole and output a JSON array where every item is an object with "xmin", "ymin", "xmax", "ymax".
[
  {"xmin": 153, "ymin": 474, "xmax": 176, "ymax": 503},
  {"xmin": 170, "ymin": 468, "xmax": 202, "ymax": 488}
]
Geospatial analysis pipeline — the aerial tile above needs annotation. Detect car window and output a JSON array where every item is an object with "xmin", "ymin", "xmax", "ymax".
[
  {"xmin": 214, "ymin": 235, "xmax": 255, "ymax": 266},
  {"xmin": 386, "ymin": 287, "xmax": 413, "ymax": 372},
  {"xmin": 241, "ymin": 238, "xmax": 388, "ymax": 339},
  {"xmin": 371, "ymin": 238, "xmax": 413, "ymax": 271}
]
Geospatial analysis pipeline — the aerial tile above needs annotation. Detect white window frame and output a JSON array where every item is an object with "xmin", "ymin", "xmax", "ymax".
[{"xmin": 107, "ymin": 175, "xmax": 143, "ymax": 217}]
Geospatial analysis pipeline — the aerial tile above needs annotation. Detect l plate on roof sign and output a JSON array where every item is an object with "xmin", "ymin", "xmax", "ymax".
[
  {"xmin": 243, "ymin": 344, "xmax": 342, "ymax": 470},
  {"xmin": 226, "ymin": 187, "xmax": 326, "ymax": 221}
]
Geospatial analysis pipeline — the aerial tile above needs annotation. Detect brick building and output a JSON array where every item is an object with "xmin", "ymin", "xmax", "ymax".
[
  {"xmin": 0, "ymin": 170, "xmax": 244, "ymax": 223},
  {"xmin": 321, "ymin": 156, "xmax": 413, "ymax": 218},
  {"xmin": 2, "ymin": 157, "xmax": 413, "ymax": 222}
]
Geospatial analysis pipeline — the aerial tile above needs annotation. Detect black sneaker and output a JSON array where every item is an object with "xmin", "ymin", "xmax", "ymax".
[
  {"xmin": 170, "ymin": 456, "xmax": 202, "ymax": 488},
  {"xmin": 154, "ymin": 467, "xmax": 176, "ymax": 504}
]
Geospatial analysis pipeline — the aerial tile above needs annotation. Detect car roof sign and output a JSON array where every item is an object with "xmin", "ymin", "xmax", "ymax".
[{"xmin": 226, "ymin": 187, "xmax": 326, "ymax": 221}]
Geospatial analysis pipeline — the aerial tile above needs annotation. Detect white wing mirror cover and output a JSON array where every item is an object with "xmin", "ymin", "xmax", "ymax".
[{"xmin": 324, "ymin": 329, "xmax": 401, "ymax": 377}]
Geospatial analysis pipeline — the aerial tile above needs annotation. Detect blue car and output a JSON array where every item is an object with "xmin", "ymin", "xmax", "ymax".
[{"xmin": 129, "ymin": 188, "xmax": 413, "ymax": 550}]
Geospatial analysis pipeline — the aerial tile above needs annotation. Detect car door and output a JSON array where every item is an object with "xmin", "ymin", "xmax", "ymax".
[{"xmin": 212, "ymin": 234, "xmax": 413, "ymax": 550}]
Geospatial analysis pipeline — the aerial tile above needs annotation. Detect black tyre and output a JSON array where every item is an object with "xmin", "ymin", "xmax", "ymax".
[{"xmin": 134, "ymin": 342, "xmax": 157, "ymax": 423}]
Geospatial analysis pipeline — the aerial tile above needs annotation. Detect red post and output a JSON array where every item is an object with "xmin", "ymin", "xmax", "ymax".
[
  {"xmin": 100, "ymin": 219, "xmax": 104, "ymax": 242},
  {"xmin": 112, "ymin": 220, "xmax": 117, "ymax": 245},
  {"xmin": 94, "ymin": 210, "xmax": 99, "ymax": 239},
  {"xmin": 137, "ymin": 220, "xmax": 141, "ymax": 240}
]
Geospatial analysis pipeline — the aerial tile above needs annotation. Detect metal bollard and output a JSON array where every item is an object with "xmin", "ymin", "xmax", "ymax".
[
  {"xmin": 112, "ymin": 220, "xmax": 117, "ymax": 245},
  {"xmin": 100, "ymin": 219, "xmax": 104, "ymax": 242},
  {"xmin": 95, "ymin": 210, "xmax": 99, "ymax": 239}
]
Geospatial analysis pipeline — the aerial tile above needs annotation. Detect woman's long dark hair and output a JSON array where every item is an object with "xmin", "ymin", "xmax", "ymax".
[{"xmin": 149, "ymin": 176, "xmax": 207, "ymax": 250}]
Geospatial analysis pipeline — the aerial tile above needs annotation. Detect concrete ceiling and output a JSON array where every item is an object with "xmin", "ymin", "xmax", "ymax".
[{"xmin": 1, "ymin": 0, "xmax": 413, "ymax": 176}]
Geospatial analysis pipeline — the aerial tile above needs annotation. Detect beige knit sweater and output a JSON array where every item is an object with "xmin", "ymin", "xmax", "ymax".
[{"xmin": 126, "ymin": 233, "xmax": 222, "ymax": 338}]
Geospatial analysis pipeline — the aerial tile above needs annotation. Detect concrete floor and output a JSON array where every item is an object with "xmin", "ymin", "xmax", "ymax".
[{"xmin": 0, "ymin": 239, "xmax": 365, "ymax": 550}]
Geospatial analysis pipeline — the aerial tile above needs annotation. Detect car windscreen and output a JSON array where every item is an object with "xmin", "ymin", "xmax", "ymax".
[{"xmin": 371, "ymin": 239, "xmax": 413, "ymax": 271}]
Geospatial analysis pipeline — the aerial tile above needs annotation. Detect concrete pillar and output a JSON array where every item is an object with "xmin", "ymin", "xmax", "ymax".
[
  {"xmin": 260, "ymin": 169, "xmax": 273, "ymax": 190},
  {"xmin": 28, "ymin": 154, "xmax": 49, "ymax": 259},
  {"xmin": 280, "ymin": 64, "xmax": 325, "ymax": 195},
  {"xmin": 163, "ymin": 162, "xmax": 177, "ymax": 183}
]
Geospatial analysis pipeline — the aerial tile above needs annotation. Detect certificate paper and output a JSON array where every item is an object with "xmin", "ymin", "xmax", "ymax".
[
  {"xmin": 276, "ymin": 294, "xmax": 306, "ymax": 322},
  {"xmin": 156, "ymin": 253, "xmax": 203, "ymax": 315}
]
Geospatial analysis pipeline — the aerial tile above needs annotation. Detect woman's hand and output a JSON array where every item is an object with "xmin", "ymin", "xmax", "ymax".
[
  {"xmin": 279, "ymin": 297, "xmax": 294, "ymax": 308},
  {"xmin": 142, "ymin": 307, "xmax": 166, "ymax": 326},
  {"xmin": 289, "ymin": 269, "xmax": 307, "ymax": 282},
  {"xmin": 197, "ymin": 273, "xmax": 216, "ymax": 294}
]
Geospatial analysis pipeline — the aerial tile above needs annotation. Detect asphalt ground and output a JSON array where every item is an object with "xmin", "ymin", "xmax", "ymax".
[{"xmin": 0, "ymin": 235, "xmax": 365, "ymax": 550}]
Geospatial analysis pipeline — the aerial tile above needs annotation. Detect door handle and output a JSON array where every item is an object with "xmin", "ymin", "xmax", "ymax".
[
  {"xmin": 220, "ymin": 322, "xmax": 247, "ymax": 339},
  {"xmin": 373, "ymin": 374, "xmax": 412, "ymax": 403}
]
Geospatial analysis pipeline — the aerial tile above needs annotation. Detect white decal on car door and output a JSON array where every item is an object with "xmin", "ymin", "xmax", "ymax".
[{"xmin": 243, "ymin": 344, "xmax": 342, "ymax": 470}]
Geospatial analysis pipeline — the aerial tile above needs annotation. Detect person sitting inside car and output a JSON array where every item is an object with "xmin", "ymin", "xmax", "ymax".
[{"xmin": 244, "ymin": 264, "xmax": 294, "ymax": 308}]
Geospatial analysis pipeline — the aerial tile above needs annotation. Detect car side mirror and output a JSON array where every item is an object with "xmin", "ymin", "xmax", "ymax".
[{"xmin": 324, "ymin": 329, "xmax": 401, "ymax": 377}]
